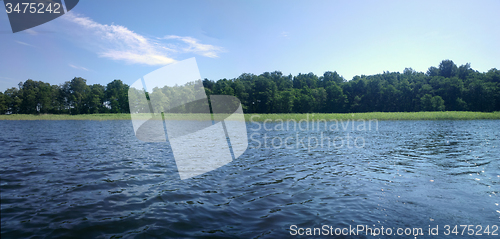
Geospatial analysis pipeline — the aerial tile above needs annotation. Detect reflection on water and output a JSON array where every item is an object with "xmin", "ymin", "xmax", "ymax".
[{"xmin": 0, "ymin": 120, "xmax": 499, "ymax": 238}]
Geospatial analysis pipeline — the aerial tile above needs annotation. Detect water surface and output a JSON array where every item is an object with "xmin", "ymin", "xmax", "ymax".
[{"xmin": 1, "ymin": 120, "xmax": 498, "ymax": 238}]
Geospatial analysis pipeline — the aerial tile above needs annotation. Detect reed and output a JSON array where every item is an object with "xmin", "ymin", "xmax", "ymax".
[
  {"xmin": 0, "ymin": 113, "xmax": 132, "ymax": 120},
  {"xmin": 1, "ymin": 111, "xmax": 499, "ymax": 121}
]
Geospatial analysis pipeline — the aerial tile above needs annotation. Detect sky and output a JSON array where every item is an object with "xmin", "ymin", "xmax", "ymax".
[{"xmin": 0, "ymin": 0, "xmax": 499, "ymax": 92}]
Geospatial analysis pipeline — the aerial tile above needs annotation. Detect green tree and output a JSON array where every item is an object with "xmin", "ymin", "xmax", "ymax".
[
  {"xmin": 485, "ymin": 68, "xmax": 500, "ymax": 111},
  {"xmin": 420, "ymin": 94, "xmax": 433, "ymax": 111},
  {"xmin": 272, "ymin": 71, "xmax": 293, "ymax": 91},
  {"xmin": 20, "ymin": 79, "xmax": 39, "ymax": 114},
  {"xmin": 431, "ymin": 95, "xmax": 445, "ymax": 111},
  {"xmin": 396, "ymin": 78, "xmax": 413, "ymax": 112},
  {"xmin": 325, "ymin": 83, "xmax": 347, "ymax": 113},
  {"xmin": 37, "ymin": 82, "xmax": 54, "ymax": 113},
  {"xmin": 350, "ymin": 95, "xmax": 362, "ymax": 112},
  {"xmin": 421, "ymin": 94, "xmax": 445, "ymax": 111},
  {"xmin": 293, "ymin": 88, "xmax": 315, "ymax": 113},
  {"xmin": 86, "ymin": 84, "xmax": 105, "ymax": 113},
  {"xmin": 427, "ymin": 66, "xmax": 439, "ymax": 77},
  {"xmin": 466, "ymin": 79, "xmax": 495, "ymax": 112},
  {"xmin": 433, "ymin": 77, "xmax": 464, "ymax": 111},
  {"xmin": 438, "ymin": 59, "xmax": 458, "ymax": 78},
  {"xmin": 105, "ymin": 80, "xmax": 130, "ymax": 113},
  {"xmin": 149, "ymin": 87, "xmax": 168, "ymax": 113},
  {"xmin": 458, "ymin": 63, "xmax": 472, "ymax": 80},
  {"xmin": 4, "ymin": 87, "xmax": 23, "ymax": 114},
  {"xmin": 273, "ymin": 90, "xmax": 294, "ymax": 113},
  {"xmin": 68, "ymin": 77, "xmax": 90, "ymax": 114},
  {"xmin": 322, "ymin": 71, "xmax": 343, "ymax": 87},
  {"xmin": 50, "ymin": 85, "xmax": 63, "ymax": 114},
  {"xmin": 0, "ymin": 92, "xmax": 7, "ymax": 114},
  {"xmin": 1, "ymin": 59, "xmax": 497, "ymax": 114},
  {"xmin": 252, "ymin": 76, "xmax": 277, "ymax": 113},
  {"xmin": 293, "ymin": 73, "xmax": 318, "ymax": 89}
]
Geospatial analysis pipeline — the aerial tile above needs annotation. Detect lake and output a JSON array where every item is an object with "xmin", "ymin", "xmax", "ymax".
[{"xmin": 0, "ymin": 119, "xmax": 498, "ymax": 238}]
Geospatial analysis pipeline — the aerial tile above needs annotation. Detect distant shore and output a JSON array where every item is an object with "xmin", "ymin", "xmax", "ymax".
[{"xmin": 1, "ymin": 111, "xmax": 499, "ymax": 121}]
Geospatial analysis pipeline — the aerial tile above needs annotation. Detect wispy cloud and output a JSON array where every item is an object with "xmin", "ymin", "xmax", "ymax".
[
  {"xmin": 69, "ymin": 64, "xmax": 89, "ymax": 71},
  {"xmin": 24, "ymin": 29, "xmax": 38, "ymax": 35},
  {"xmin": 15, "ymin": 40, "xmax": 35, "ymax": 47},
  {"xmin": 161, "ymin": 35, "xmax": 224, "ymax": 58},
  {"xmin": 60, "ymin": 12, "xmax": 223, "ymax": 65},
  {"xmin": 0, "ymin": 76, "xmax": 20, "ymax": 84},
  {"xmin": 0, "ymin": 76, "xmax": 16, "ymax": 81}
]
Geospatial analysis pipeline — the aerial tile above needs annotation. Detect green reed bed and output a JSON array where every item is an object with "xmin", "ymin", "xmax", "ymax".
[
  {"xmin": 1, "ymin": 111, "xmax": 499, "ymax": 121},
  {"xmin": 0, "ymin": 114, "xmax": 132, "ymax": 121},
  {"xmin": 245, "ymin": 111, "xmax": 500, "ymax": 121}
]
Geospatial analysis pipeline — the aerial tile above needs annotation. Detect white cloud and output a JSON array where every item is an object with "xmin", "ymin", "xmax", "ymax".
[
  {"xmin": 24, "ymin": 29, "xmax": 38, "ymax": 35},
  {"xmin": 15, "ymin": 41, "xmax": 35, "ymax": 47},
  {"xmin": 162, "ymin": 35, "xmax": 224, "ymax": 58},
  {"xmin": 69, "ymin": 64, "xmax": 89, "ymax": 71},
  {"xmin": 0, "ymin": 76, "xmax": 17, "ymax": 82},
  {"xmin": 60, "ymin": 12, "xmax": 223, "ymax": 65}
]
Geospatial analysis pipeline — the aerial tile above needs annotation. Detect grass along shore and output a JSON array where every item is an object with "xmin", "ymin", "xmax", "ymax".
[{"xmin": 0, "ymin": 111, "xmax": 499, "ymax": 121}]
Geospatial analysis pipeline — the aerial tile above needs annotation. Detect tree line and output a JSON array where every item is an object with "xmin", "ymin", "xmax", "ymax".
[
  {"xmin": 0, "ymin": 78, "xmax": 129, "ymax": 114},
  {"xmin": 204, "ymin": 60, "xmax": 499, "ymax": 113},
  {"xmin": 0, "ymin": 60, "xmax": 499, "ymax": 115}
]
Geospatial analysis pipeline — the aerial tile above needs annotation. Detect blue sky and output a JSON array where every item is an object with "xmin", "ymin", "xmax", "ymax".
[{"xmin": 1, "ymin": 0, "xmax": 499, "ymax": 91}]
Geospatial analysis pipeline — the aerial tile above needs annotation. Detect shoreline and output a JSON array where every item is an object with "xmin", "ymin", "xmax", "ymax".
[{"xmin": 1, "ymin": 111, "xmax": 499, "ymax": 121}]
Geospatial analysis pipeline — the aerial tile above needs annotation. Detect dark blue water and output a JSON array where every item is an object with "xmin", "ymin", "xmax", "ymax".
[{"xmin": 1, "ymin": 120, "xmax": 498, "ymax": 238}]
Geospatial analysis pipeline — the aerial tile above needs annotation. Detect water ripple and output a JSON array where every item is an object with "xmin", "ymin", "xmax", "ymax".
[{"xmin": 0, "ymin": 120, "xmax": 499, "ymax": 238}]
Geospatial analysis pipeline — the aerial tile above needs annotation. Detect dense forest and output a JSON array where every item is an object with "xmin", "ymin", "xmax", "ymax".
[{"xmin": 0, "ymin": 60, "xmax": 499, "ymax": 115}]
